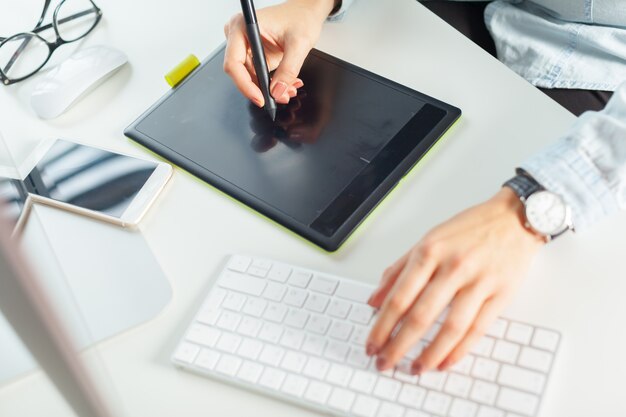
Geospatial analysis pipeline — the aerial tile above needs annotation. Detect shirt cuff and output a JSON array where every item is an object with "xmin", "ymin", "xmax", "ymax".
[{"xmin": 328, "ymin": 0, "xmax": 354, "ymax": 21}]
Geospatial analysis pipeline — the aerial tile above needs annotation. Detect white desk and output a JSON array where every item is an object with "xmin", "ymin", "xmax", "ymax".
[{"xmin": 2, "ymin": 0, "xmax": 626, "ymax": 416}]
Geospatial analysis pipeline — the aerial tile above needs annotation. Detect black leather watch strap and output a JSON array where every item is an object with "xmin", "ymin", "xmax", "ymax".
[{"xmin": 503, "ymin": 170, "xmax": 543, "ymax": 201}]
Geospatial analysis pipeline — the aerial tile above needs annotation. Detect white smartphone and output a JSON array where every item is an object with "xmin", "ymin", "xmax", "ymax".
[{"xmin": 0, "ymin": 139, "xmax": 172, "ymax": 232}]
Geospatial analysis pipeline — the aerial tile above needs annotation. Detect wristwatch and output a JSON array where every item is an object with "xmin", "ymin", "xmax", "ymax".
[{"xmin": 503, "ymin": 170, "xmax": 573, "ymax": 242}]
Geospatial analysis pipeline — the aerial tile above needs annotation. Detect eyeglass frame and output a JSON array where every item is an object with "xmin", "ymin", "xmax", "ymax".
[{"xmin": 0, "ymin": 0, "xmax": 102, "ymax": 86}]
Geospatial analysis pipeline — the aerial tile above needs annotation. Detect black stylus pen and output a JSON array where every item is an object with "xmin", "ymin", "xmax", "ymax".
[{"xmin": 240, "ymin": 0, "xmax": 277, "ymax": 121}]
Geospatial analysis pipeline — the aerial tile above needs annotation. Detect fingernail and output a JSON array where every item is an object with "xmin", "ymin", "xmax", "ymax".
[
  {"xmin": 411, "ymin": 362, "xmax": 423, "ymax": 375},
  {"xmin": 294, "ymin": 79, "xmax": 304, "ymax": 88},
  {"xmin": 253, "ymin": 97, "xmax": 263, "ymax": 108},
  {"xmin": 376, "ymin": 356, "xmax": 388, "ymax": 371},
  {"xmin": 366, "ymin": 343, "xmax": 378, "ymax": 356},
  {"xmin": 288, "ymin": 87, "xmax": 297, "ymax": 98},
  {"xmin": 438, "ymin": 360, "xmax": 450, "ymax": 372},
  {"xmin": 272, "ymin": 82, "xmax": 288, "ymax": 99}
]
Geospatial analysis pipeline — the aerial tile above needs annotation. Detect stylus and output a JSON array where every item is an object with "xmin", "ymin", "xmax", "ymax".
[{"xmin": 240, "ymin": 0, "xmax": 277, "ymax": 121}]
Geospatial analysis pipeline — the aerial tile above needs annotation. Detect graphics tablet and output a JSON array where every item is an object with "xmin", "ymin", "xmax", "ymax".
[{"xmin": 125, "ymin": 46, "xmax": 460, "ymax": 251}]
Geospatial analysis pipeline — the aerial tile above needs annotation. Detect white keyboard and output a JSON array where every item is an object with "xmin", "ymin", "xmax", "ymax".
[{"xmin": 172, "ymin": 255, "xmax": 560, "ymax": 417}]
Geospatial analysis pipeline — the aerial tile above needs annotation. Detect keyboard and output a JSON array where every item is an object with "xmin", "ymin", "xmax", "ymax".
[{"xmin": 172, "ymin": 255, "xmax": 560, "ymax": 417}]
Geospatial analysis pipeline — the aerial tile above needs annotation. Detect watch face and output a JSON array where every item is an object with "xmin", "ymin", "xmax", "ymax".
[{"xmin": 525, "ymin": 191, "xmax": 569, "ymax": 236}]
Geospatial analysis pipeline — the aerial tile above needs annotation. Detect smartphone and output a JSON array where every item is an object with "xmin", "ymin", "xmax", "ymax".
[{"xmin": 0, "ymin": 139, "xmax": 172, "ymax": 232}]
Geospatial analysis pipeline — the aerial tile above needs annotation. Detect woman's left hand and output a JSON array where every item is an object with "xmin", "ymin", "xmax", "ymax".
[{"xmin": 366, "ymin": 187, "xmax": 545, "ymax": 374}]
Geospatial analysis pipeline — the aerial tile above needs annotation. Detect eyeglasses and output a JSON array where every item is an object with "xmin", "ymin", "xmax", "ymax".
[{"xmin": 0, "ymin": 0, "xmax": 102, "ymax": 86}]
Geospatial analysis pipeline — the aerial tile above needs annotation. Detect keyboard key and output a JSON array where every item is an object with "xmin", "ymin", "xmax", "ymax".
[
  {"xmin": 470, "ymin": 380, "xmax": 499, "ymax": 406},
  {"xmin": 476, "ymin": 405, "xmax": 504, "ymax": 417},
  {"xmin": 237, "ymin": 316, "xmax": 263, "ymax": 337},
  {"xmin": 327, "ymin": 299, "xmax": 352, "ymax": 319},
  {"xmin": 530, "ymin": 328, "xmax": 559, "ymax": 352},
  {"xmin": 219, "ymin": 271, "xmax": 266, "ymax": 296},
  {"xmin": 423, "ymin": 391, "xmax": 452, "ymax": 416},
  {"xmin": 351, "ymin": 324, "xmax": 369, "ymax": 345},
  {"xmin": 449, "ymin": 398, "xmax": 478, "ymax": 417},
  {"xmin": 258, "ymin": 345, "xmax": 285, "ymax": 366},
  {"xmin": 280, "ymin": 351, "xmax": 308, "ymax": 373},
  {"xmin": 263, "ymin": 302, "xmax": 288, "ymax": 323},
  {"xmin": 336, "ymin": 281, "xmax": 374, "ymax": 303},
  {"xmin": 216, "ymin": 311, "xmax": 242, "ymax": 331},
  {"xmin": 302, "ymin": 334, "xmax": 327, "ymax": 356},
  {"xmin": 496, "ymin": 387, "xmax": 538, "ymax": 416},
  {"xmin": 518, "ymin": 346, "xmax": 553, "ymax": 372},
  {"xmin": 237, "ymin": 337, "xmax": 264, "ymax": 359},
  {"xmin": 262, "ymin": 281, "xmax": 287, "ymax": 302},
  {"xmin": 227, "ymin": 255, "xmax": 251, "ymax": 273},
  {"xmin": 491, "ymin": 340, "xmax": 520, "ymax": 364},
  {"xmin": 306, "ymin": 314, "xmax": 331, "ymax": 334},
  {"xmin": 347, "ymin": 347, "xmax": 371, "ymax": 368},
  {"xmin": 281, "ymin": 374, "xmax": 308, "ymax": 397},
  {"xmin": 248, "ymin": 266, "xmax": 269, "ymax": 278},
  {"xmin": 471, "ymin": 337, "xmax": 495, "ymax": 357},
  {"xmin": 486, "ymin": 319, "xmax": 508, "ymax": 339},
  {"xmin": 304, "ymin": 380, "xmax": 332, "ymax": 404},
  {"xmin": 329, "ymin": 320, "xmax": 354, "ymax": 341},
  {"xmin": 222, "ymin": 291, "xmax": 246, "ymax": 311},
  {"xmin": 325, "ymin": 340, "xmax": 350, "ymax": 362},
  {"xmin": 326, "ymin": 363, "xmax": 353, "ymax": 386},
  {"xmin": 251, "ymin": 259, "xmax": 272, "ymax": 271},
  {"xmin": 444, "ymin": 373, "xmax": 472, "ymax": 398},
  {"xmin": 373, "ymin": 377, "xmax": 401, "ymax": 400},
  {"xmin": 328, "ymin": 387, "xmax": 356, "ymax": 412},
  {"xmin": 303, "ymin": 357, "xmax": 330, "ymax": 380},
  {"xmin": 173, "ymin": 342, "xmax": 200, "ymax": 364},
  {"xmin": 349, "ymin": 370, "xmax": 378, "ymax": 393},
  {"xmin": 309, "ymin": 275, "xmax": 339, "ymax": 294},
  {"xmin": 258, "ymin": 322, "xmax": 283, "ymax": 343},
  {"xmin": 215, "ymin": 354, "xmax": 242, "ymax": 376},
  {"xmin": 394, "ymin": 359, "xmax": 418, "ymax": 383},
  {"xmin": 349, "ymin": 304, "xmax": 375, "ymax": 324},
  {"xmin": 450, "ymin": 355, "xmax": 474, "ymax": 375},
  {"xmin": 196, "ymin": 307, "xmax": 221, "ymax": 326},
  {"xmin": 405, "ymin": 411, "xmax": 431, "ymax": 417},
  {"xmin": 471, "ymin": 357, "xmax": 500, "ymax": 382},
  {"xmin": 352, "ymin": 394, "xmax": 380, "ymax": 417},
  {"xmin": 288, "ymin": 270, "xmax": 312, "ymax": 288},
  {"xmin": 186, "ymin": 324, "xmax": 221, "ymax": 347},
  {"xmin": 497, "ymin": 365, "xmax": 545, "ymax": 394},
  {"xmin": 377, "ymin": 401, "xmax": 405, "ymax": 417},
  {"xmin": 279, "ymin": 328, "xmax": 305, "ymax": 350},
  {"xmin": 216, "ymin": 332, "xmax": 241, "ymax": 353},
  {"xmin": 194, "ymin": 348, "xmax": 220, "ymax": 370},
  {"xmin": 259, "ymin": 367, "xmax": 286, "ymax": 390},
  {"xmin": 397, "ymin": 384, "xmax": 426, "ymax": 408},
  {"xmin": 284, "ymin": 308, "xmax": 309, "ymax": 329},
  {"xmin": 267, "ymin": 264, "xmax": 291, "ymax": 283},
  {"xmin": 505, "ymin": 322, "xmax": 533, "ymax": 345},
  {"xmin": 283, "ymin": 287, "xmax": 308, "ymax": 307},
  {"xmin": 419, "ymin": 371, "xmax": 447, "ymax": 391},
  {"xmin": 242, "ymin": 297, "xmax": 267, "ymax": 317},
  {"xmin": 305, "ymin": 293, "xmax": 330, "ymax": 313},
  {"xmin": 236, "ymin": 360, "xmax": 264, "ymax": 383}
]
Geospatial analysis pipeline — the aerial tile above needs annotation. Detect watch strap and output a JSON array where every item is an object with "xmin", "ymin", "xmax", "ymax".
[{"xmin": 503, "ymin": 171, "xmax": 543, "ymax": 201}]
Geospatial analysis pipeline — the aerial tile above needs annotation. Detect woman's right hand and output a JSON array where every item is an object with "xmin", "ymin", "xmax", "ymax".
[{"xmin": 223, "ymin": 0, "xmax": 335, "ymax": 107}]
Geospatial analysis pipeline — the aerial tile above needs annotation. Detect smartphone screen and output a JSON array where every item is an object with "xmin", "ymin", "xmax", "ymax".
[{"xmin": 0, "ymin": 140, "xmax": 160, "ymax": 227}]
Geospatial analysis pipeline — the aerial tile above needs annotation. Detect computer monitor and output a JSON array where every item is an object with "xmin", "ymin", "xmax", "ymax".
[{"xmin": 0, "ymin": 207, "xmax": 117, "ymax": 417}]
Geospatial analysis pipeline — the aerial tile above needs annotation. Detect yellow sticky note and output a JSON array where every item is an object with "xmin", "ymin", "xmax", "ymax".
[{"xmin": 165, "ymin": 54, "xmax": 200, "ymax": 87}]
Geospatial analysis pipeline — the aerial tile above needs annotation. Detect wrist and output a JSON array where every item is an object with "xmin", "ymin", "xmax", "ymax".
[{"xmin": 288, "ymin": 0, "xmax": 336, "ymax": 18}]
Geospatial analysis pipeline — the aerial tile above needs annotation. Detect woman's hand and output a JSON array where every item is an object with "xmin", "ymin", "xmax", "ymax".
[
  {"xmin": 367, "ymin": 187, "xmax": 545, "ymax": 374},
  {"xmin": 223, "ymin": 0, "xmax": 334, "ymax": 107}
]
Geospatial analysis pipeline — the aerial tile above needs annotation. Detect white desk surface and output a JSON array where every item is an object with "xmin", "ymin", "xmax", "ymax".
[{"xmin": 2, "ymin": 0, "xmax": 626, "ymax": 416}]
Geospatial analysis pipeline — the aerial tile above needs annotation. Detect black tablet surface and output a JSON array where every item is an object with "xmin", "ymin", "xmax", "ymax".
[{"xmin": 125, "ymin": 46, "xmax": 460, "ymax": 251}]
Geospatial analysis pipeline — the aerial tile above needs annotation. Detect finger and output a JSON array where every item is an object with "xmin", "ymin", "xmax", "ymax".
[
  {"xmin": 368, "ymin": 252, "xmax": 410, "ymax": 308},
  {"xmin": 415, "ymin": 283, "xmax": 487, "ymax": 372},
  {"xmin": 270, "ymin": 35, "xmax": 311, "ymax": 100},
  {"xmin": 374, "ymin": 265, "xmax": 461, "ymax": 371},
  {"xmin": 288, "ymin": 86, "xmax": 297, "ymax": 98},
  {"xmin": 366, "ymin": 249, "xmax": 438, "ymax": 357},
  {"xmin": 294, "ymin": 78, "xmax": 304, "ymax": 89},
  {"xmin": 439, "ymin": 294, "xmax": 509, "ymax": 370},
  {"xmin": 224, "ymin": 19, "xmax": 264, "ymax": 107}
]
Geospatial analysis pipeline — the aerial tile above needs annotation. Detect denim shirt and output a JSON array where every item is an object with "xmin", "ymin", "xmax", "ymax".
[{"xmin": 332, "ymin": 0, "xmax": 626, "ymax": 232}]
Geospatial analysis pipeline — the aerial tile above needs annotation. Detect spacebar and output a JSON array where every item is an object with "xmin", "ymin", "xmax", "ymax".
[{"xmin": 218, "ymin": 271, "xmax": 266, "ymax": 296}]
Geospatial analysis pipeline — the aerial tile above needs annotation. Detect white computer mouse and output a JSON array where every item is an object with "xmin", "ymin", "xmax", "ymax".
[{"xmin": 31, "ymin": 45, "xmax": 128, "ymax": 120}]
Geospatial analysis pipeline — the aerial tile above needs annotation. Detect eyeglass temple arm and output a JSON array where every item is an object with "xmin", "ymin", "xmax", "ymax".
[{"xmin": 2, "ymin": 9, "xmax": 98, "ymax": 75}]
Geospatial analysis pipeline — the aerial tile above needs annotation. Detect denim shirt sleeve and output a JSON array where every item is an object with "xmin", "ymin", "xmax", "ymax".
[
  {"xmin": 520, "ymin": 82, "xmax": 626, "ymax": 231},
  {"xmin": 328, "ymin": 0, "xmax": 355, "ymax": 21}
]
